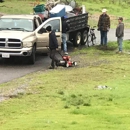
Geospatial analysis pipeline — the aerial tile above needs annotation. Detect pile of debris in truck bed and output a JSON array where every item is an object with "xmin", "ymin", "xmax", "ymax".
[{"xmin": 33, "ymin": 0, "xmax": 86, "ymax": 21}]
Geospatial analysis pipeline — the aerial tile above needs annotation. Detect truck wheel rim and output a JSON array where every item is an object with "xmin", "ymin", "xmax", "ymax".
[{"xmin": 83, "ymin": 31, "xmax": 88, "ymax": 42}]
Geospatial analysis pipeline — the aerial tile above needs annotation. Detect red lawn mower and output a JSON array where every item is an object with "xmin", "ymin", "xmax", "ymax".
[
  {"xmin": 47, "ymin": 47, "xmax": 77, "ymax": 67},
  {"xmin": 58, "ymin": 53, "xmax": 77, "ymax": 67}
]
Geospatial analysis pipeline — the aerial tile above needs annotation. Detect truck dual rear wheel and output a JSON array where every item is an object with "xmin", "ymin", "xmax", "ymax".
[
  {"xmin": 74, "ymin": 32, "xmax": 81, "ymax": 47},
  {"xmin": 81, "ymin": 30, "xmax": 88, "ymax": 45}
]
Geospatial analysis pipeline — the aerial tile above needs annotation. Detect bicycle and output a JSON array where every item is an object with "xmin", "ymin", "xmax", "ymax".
[{"xmin": 87, "ymin": 25, "xmax": 96, "ymax": 47}]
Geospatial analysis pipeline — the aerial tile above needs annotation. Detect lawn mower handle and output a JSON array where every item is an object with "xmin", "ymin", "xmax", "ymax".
[{"xmin": 46, "ymin": 46, "xmax": 63, "ymax": 57}]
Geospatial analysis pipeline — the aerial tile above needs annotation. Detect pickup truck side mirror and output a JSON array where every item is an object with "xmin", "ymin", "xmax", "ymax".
[{"xmin": 38, "ymin": 28, "xmax": 47, "ymax": 34}]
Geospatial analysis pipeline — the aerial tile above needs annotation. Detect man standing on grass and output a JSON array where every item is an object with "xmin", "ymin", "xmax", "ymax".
[
  {"xmin": 46, "ymin": 26, "xmax": 59, "ymax": 69},
  {"xmin": 97, "ymin": 8, "xmax": 110, "ymax": 48},
  {"xmin": 116, "ymin": 17, "xmax": 124, "ymax": 53}
]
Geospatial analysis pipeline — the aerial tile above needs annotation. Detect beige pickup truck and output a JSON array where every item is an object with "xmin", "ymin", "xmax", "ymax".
[{"xmin": 0, "ymin": 15, "xmax": 62, "ymax": 64}]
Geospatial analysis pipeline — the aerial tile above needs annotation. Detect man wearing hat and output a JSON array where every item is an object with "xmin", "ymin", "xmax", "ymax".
[
  {"xmin": 116, "ymin": 17, "xmax": 124, "ymax": 53},
  {"xmin": 98, "ymin": 8, "xmax": 110, "ymax": 47},
  {"xmin": 46, "ymin": 26, "xmax": 59, "ymax": 69}
]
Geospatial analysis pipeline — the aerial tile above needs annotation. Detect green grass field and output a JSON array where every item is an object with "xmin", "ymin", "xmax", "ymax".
[
  {"xmin": 0, "ymin": 0, "xmax": 130, "ymax": 129},
  {"xmin": 0, "ymin": 41, "xmax": 130, "ymax": 130}
]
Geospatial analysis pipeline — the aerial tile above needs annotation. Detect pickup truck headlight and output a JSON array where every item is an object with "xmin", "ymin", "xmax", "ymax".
[{"xmin": 23, "ymin": 42, "xmax": 33, "ymax": 48}]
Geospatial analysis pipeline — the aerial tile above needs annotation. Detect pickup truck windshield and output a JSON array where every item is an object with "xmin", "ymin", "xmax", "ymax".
[{"xmin": 0, "ymin": 18, "xmax": 33, "ymax": 32}]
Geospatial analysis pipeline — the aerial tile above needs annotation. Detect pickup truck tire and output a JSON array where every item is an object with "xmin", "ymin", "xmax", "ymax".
[
  {"xmin": 74, "ymin": 32, "xmax": 81, "ymax": 47},
  {"xmin": 29, "ymin": 45, "xmax": 36, "ymax": 64},
  {"xmin": 81, "ymin": 30, "xmax": 88, "ymax": 45}
]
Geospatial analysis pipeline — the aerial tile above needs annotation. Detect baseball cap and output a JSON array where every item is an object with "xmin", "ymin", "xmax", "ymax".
[
  {"xmin": 118, "ymin": 17, "xmax": 123, "ymax": 21},
  {"xmin": 46, "ymin": 26, "xmax": 52, "ymax": 31}
]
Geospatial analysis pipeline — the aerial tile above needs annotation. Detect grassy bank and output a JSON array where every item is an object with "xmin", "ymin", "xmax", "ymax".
[
  {"xmin": 0, "ymin": 0, "xmax": 130, "ymax": 27},
  {"xmin": 0, "ymin": 41, "xmax": 130, "ymax": 130}
]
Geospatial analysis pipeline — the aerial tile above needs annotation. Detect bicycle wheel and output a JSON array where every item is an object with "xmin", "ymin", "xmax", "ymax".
[
  {"xmin": 87, "ymin": 35, "xmax": 92, "ymax": 47},
  {"xmin": 92, "ymin": 34, "xmax": 96, "ymax": 45}
]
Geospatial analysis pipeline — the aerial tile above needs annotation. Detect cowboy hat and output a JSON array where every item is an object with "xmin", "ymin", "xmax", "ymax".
[{"xmin": 102, "ymin": 8, "xmax": 107, "ymax": 13}]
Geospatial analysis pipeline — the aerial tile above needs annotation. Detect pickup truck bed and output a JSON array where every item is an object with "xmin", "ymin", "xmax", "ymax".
[
  {"xmin": 64, "ymin": 13, "xmax": 89, "ymax": 46},
  {"xmin": 66, "ymin": 13, "xmax": 88, "ymax": 32}
]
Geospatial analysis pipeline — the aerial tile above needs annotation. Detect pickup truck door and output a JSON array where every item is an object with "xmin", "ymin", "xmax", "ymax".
[{"xmin": 35, "ymin": 17, "xmax": 61, "ymax": 51}]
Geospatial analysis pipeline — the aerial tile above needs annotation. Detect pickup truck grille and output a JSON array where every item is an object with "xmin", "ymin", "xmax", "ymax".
[{"xmin": 0, "ymin": 38, "xmax": 22, "ymax": 49}]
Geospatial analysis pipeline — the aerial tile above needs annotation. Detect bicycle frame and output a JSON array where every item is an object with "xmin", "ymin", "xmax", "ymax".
[{"xmin": 87, "ymin": 25, "xmax": 96, "ymax": 47}]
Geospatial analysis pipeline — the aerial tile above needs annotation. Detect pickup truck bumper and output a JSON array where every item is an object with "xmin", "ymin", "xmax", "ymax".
[{"xmin": 0, "ymin": 47, "xmax": 32, "ymax": 58}]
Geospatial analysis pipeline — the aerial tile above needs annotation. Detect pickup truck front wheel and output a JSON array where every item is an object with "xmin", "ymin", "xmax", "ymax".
[
  {"xmin": 74, "ymin": 32, "xmax": 81, "ymax": 47},
  {"xmin": 29, "ymin": 45, "xmax": 36, "ymax": 64}
]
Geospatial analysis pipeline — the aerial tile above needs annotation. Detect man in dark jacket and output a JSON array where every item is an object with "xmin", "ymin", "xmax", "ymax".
[
  {"xmin": 116, "ymin": 17, "xmax": 124, "ymax": 53},
  {"xmin": 46, "ymin": 26, "xmax": 59, "ymax": 69},
  {"xmin": 98, "ymin": 9, "xmax": 110, "ymax": 47},
  {"xmin": 61, "ymin": 16, "xmax": 69, "ymax": 55}
]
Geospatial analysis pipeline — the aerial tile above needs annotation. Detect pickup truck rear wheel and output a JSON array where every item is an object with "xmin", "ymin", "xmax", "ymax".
[
  {"xmin": 74, "ymin": 32, "xmax": 81, "ymax": 47},
  {"xmin": 29, "ymin": 45, "xmax": 36, "ymax": 64},
  {"xmin": 81, "ymin": 30, "xmax": 88, "ymax": 45}
]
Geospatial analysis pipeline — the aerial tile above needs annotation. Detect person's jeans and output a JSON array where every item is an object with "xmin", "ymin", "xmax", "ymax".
[
  {"xmin": 117, "ymin": 37, "xmax": 123, "ymax": 51},
  {"xmin": 62, "ymin": 33, "xmax": 67, "ymax": 52},
  {"xmin": 100, "ymin": 31, "xmax": 108, "ymax": 45},
  {"xmin": 50, "ymin": 49, "xmax": 59, "ymax": 68}
]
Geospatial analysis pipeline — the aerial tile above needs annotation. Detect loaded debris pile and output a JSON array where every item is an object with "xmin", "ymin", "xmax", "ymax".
[{"xmin": 33, "ymin": 0, "xmax": 86, "ymax": 21}]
